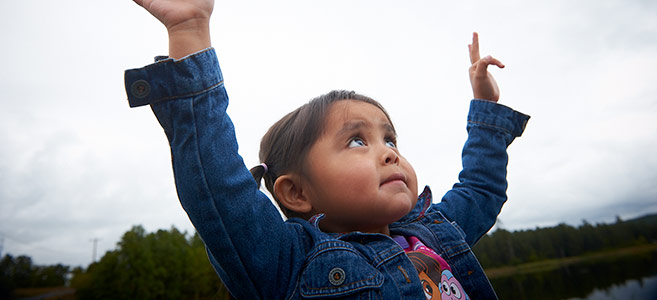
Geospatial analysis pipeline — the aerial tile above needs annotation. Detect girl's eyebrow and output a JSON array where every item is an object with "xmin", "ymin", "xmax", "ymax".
[
  {"xmin": 336, "ymin": 120, "xmax": 396, "ymax": 137},
  {"xmin": 382, "ymin": 123, "xmax": 396, "ymax": 136},
  {"xmin": 336, "ymin": 120, "xmax": 368, "ymax": 137}
]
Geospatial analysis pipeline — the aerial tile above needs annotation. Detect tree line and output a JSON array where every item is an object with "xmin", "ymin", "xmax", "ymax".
[
  {"xmin": 3, "ymin": 214, "xmax": 656, "ymax": 299},
  {"xmin": 0, "ymin": 254, "xmax": 69, "ymax": 298},
  {"xmin": 472, "ymin": 214, "xmax": 657, "ymax": 268},
  {"xmin": 70, "ymin": 225, "xmax": 229, "ymax": 300}
]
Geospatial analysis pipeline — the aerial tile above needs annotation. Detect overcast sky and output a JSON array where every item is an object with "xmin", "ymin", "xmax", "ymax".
[{"xmin": 1, "ymin": 0, "xmax": 656, "ymax": 268}]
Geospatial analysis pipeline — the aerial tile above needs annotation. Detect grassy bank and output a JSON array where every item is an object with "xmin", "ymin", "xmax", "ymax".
[
  {"xmin": 12, "ymin": 286, "xmax": 75, "ymax": 300},
  {"xmin": 484, "ymin": 243, "xmax": 657, "ymax": 279}
]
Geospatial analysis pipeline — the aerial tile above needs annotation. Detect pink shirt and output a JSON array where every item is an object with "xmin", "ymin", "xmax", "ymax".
[{"xmin": 393, "ymin": 236, "xmax": 470, "ymax": 300}]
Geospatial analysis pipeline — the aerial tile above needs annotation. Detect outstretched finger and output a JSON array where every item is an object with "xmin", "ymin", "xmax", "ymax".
[
  {"xmin": 469, "ymin": 32, "xmax": 480, "ymax": 64},
  {"xmin": 474, "ymin": 55, "xmax": 505, "ymax": 77},
  {"xmin": 485, "ymin": 55, "xmax": 505, "ymax": 69}
]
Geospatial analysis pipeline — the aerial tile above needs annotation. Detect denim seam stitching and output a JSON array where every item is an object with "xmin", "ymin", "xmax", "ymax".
[
  {"xmin": 305, "ymin": 243, "xmax": 358, "ymax": 261},
  {"xmin": 467, "ymin": 120, "xmax": 513, "ymax": 136},
  {"xmin": 303, "ymin": 274, "xmax": 381, "ymax": 293},
  {"xmin": 442, "ymin": 242, "xmax": 470, "ymax": 256},
  {"xmin": 150, "ymin": 80, "xmax": 224, "ymax": 105},
  {"xmin": 373, "ymin": 247, "xmax": 405, "ymax": 268}
]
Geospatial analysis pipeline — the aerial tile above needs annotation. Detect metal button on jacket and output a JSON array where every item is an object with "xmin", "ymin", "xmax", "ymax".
[
  {"xmin": 131, "ymin": 80, "xmax": 150, "ymax": 99},
  {"xmin": 328, "ymin": 267, "xmax": 346, "ymax": 286}
]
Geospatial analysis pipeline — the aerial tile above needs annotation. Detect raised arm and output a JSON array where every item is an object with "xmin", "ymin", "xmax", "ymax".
[
  {"xmin": 437, "ymin": 33, "xmax": 529, "ymax": 246},
  {"xmin": 126, "ymin": 1, "xmax": 304, "ymax": 298}
]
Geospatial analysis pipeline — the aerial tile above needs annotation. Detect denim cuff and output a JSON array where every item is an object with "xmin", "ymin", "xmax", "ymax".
[
  {"xmin": 467, "ymin": 99, "xmax": 530, "ymax": 137},
  {"xmin": 124, "ymin": 48, "xmax": 223, "ymax": 107}
]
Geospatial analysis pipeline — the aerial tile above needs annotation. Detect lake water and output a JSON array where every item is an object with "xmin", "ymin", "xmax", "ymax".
[
  {"xmin": 568, "ymin": 275, "xmax": 657, "ymax": 300},
  {"xmin": 489, "ymin": 248, "xmax": 657, "ymax": 300}
]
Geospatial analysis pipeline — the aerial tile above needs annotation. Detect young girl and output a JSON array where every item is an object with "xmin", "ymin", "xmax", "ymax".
[{"xmin": 126, "ymin": 0, "xmax": 529, "ymax": 299}]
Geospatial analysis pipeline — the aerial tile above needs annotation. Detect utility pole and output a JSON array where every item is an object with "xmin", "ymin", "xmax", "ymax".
[{"xmin": 90, "ymin": 238, "xmax": 100, "ymax": 263}]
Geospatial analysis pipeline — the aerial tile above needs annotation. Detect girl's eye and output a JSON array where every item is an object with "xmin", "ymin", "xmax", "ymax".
[
  {"xmin": 385, "ymin": 136, "xmax": 397, "ymax": 148},
  {"xmin": 348, "ymin": 137, "xmax": 366, "ymax": 148},
  {"xmin": 385, "ymin": 140, "xmax": 397, "ymax": 148}
]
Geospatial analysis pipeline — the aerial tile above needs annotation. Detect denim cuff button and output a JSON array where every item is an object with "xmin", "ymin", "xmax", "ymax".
[
  {"xmin": 328, "ymin": 267, "xmax": 345, "ymax": 286},
  {"xmin": 131, "ymin": 80, "xmax": 150, "ymax": 99}
]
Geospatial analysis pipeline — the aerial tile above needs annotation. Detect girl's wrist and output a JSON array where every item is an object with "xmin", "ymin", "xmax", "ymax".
[{"xmin": 167, "ymin": 19, "xmax": 211, "ymax": 59}]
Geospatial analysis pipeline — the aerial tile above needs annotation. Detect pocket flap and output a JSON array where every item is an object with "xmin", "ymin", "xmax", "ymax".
[{"xmin": 300, "ymin": 246, "xmax": 384, "ymax": 298}]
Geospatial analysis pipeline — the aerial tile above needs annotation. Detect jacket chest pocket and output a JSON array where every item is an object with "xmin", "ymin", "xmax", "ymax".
[{"xmin": 299, "ymin": 245, "xmax": 384, "ymax": 299}]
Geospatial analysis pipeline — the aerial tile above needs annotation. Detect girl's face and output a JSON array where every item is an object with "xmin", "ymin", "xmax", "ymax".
[{"xmin": 302, "ymin": 100, "xmax": 418, "ymax": 235}]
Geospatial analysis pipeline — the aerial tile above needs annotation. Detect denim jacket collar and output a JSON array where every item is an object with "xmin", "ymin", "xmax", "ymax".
[{"xmin": 307, "ymin": 185, "xmax": 434, "ymax": 238}]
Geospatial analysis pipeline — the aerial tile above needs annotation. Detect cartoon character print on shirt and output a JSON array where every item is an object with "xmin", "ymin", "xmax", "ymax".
[
  {"xmin": 407, "ymin": 237, "xmax": 450, "ymax": 299},
  {"xmin": 408, "ymin": 251, "xmax": 442, "ymax": 299},
  {"xmin": 440, "ymin": 270, "xmax": 469, "ymax": 300},
  {"xmin": 406, "ymin": 237, "xmax": 469, "ymax": 300}
]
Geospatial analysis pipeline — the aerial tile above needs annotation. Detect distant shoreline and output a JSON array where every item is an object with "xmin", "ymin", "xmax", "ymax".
[
  {"xmin": 484, "ymin": 243, "xmax": 657, "ymax": 279},
  {"xmin": 11, "ymin": 287, "xmax": 75, "ymax": 300}
]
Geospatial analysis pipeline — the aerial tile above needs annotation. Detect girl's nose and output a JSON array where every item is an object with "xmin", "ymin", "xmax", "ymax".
[{"xmin": 382, "ymin": 148, "xmax": 400, "ymax": 165}]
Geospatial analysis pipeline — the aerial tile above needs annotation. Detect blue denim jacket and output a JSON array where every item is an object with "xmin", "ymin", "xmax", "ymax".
[{"xmin": 125, "ymin": 48, "xmax": 529, "ymax": 299}]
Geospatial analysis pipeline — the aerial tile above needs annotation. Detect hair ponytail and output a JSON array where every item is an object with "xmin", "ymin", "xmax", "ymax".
[{"xmin": 249, "ymin": 163, "xmax": 268, "ymax": 189}]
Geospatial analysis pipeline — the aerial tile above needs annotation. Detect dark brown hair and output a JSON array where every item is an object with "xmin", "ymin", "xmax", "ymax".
[{"xmin": 249, "ymin": 90, "xmax": 395, "ymax": 218}]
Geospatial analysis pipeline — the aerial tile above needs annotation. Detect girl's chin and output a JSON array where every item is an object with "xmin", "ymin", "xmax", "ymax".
[{"xmin": 386, "ymin": 203, "xmax": 415, "ymax": 223}]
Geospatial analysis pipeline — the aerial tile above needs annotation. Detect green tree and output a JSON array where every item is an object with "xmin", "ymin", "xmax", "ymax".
[
  {"xmin": 73, "ymin": 225, "xmax": 228, "ymax": 300},
  {"xmin": 0, "ymin": 254, "xmax": 71, "ymax": 298},
  {"xmin": 0, "ymin": 254, "xmax": 17, "ymax": 298}
]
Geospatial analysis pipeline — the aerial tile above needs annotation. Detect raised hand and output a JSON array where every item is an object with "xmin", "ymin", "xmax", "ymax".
[
  {"xmin": 132, "ymin": 0, "xmax": 215, "ymax": 59},
  {"xmin": 468, "ymin": 32, "xmax": 504, "ymax": 102},
  {"xmin": 133, "ymin": 0, "xmax": 214, "ymax": 31}
]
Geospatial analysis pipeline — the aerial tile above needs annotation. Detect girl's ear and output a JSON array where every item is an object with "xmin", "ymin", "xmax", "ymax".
[{"xmin": 274, "ymin": 174, "xmax": 313, "ymax": 214}]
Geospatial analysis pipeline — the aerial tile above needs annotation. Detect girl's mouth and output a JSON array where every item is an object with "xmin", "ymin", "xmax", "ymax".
[{"xmin": 381, "ymin": 173, "xmax": 407, "ymax": 186}]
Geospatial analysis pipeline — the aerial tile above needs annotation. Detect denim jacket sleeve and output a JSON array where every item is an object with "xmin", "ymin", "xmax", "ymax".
[
  {"xmin": 437, "ymin": 100, "xmax": 530, "ymax": 246},
  {"xmin": 124, "ymin": 49, "xmax": 303, "ymax": 300}
]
